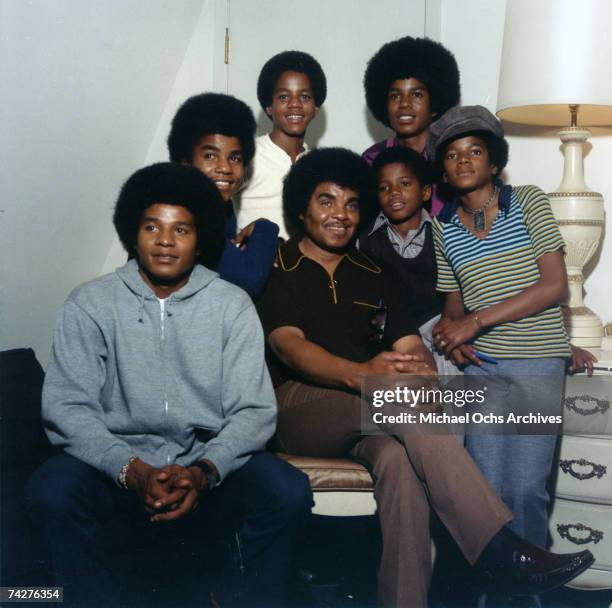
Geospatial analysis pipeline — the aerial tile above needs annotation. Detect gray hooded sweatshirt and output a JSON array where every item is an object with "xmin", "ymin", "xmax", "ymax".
[{"xmin": 42, "ymin": 259, "xmax": 277, "ymax": 484}]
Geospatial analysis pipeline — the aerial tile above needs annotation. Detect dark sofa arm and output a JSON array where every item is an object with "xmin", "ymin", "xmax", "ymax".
[{"xmin": 1, "ymin": 348, "xmax": 54, "ymax": 585}]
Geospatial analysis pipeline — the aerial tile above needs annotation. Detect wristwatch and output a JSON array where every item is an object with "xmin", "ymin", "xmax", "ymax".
[{"xmin": 193, "ymin": 459, "xmax": 220, "ymax": 491}]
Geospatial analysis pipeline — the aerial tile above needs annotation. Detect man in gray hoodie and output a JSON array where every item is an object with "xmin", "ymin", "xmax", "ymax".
[{"xmin": 27, "ymin": 163, "xmax": 312, "ymax": 608}]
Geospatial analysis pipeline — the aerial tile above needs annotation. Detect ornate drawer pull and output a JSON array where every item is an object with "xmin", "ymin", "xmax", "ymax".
[
  {"xmin": 557, "ymin": 522, "xmax": 604, "ymax": 545},
  {"xmin": 564, "ymin": 395, "xmax": 610, "ymax": 416},
  {"xmin": 559, "ymin": 458, "xmax": 607, "ymax": 480}
]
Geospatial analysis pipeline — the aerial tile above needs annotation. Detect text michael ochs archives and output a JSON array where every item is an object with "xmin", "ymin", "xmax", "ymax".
[{"xmin": 366, "ymin": 385, "xmax": 563, "ymax": 428}]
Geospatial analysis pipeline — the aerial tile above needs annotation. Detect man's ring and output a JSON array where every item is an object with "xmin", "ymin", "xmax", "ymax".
[{"xmin": 440, "ymin": 339, "xmax": 447, "ymax": 348}]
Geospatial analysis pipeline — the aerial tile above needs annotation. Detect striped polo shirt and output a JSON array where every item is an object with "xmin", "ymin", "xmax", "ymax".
[{"xmin": 432, "ymin": 184, "xmax": 570, "ymax": 359}]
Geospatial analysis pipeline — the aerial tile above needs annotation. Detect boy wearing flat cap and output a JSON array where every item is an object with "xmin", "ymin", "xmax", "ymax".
[{"xmin": 429, "ymin": 107, "xmax": 579, "ymax": 603}]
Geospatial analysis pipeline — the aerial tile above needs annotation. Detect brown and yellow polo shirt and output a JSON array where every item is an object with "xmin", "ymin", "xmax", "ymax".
[{"xmin": 257, "ymin": 238, "xmax": 420, "ymax": 386}]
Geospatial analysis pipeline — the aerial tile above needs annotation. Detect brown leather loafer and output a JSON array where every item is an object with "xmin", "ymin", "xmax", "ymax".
[{"xmin": 476, "ymin": 528, "xmax": 594, "ymax": 596}]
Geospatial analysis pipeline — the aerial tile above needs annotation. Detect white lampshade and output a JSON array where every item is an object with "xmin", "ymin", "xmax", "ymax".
[{"xmin": 496, "ymin": 0, "xmax": 612, "ymax": 126}]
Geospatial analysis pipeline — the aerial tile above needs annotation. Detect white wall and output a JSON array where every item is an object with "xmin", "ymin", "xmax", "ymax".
[
  {"xmin": 440, "ymin": 0, "xmax": 612, "ymax": 328},
  {"xmin": 0, "ymin": 0, "xmax": 207, "ymax": 364},
  {"xmin": 101, "ymin": 0, "xmax": 220, "ymax": 273}
]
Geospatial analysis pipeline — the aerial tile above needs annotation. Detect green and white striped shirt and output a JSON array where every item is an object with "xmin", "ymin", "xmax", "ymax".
[{"xmin": 432, "ymin": 185, "xmax": 570, "ymax": 359}]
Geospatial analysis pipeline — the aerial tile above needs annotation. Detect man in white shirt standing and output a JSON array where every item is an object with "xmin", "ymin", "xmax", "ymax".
[{"xmin": 235, "ymin": 51, "xmax": 327, "ymax": 239}]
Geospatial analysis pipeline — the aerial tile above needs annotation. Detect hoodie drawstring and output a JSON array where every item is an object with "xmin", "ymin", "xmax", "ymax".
[{"xmin": 138, "ymin": 294, "xmax": 145, "ymax": 323}]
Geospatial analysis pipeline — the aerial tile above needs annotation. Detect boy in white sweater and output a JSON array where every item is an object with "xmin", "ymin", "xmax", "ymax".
[{"xmin": 235, "ymin": 50, "xmax": 327, "ymax": 239}]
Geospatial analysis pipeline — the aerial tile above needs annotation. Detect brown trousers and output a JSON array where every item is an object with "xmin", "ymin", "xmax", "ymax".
[{"xmin": 275, "ymin": 380, "xmax": 513, "ymax": 608}]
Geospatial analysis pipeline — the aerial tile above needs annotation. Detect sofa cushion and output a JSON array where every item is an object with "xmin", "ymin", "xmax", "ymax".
[{"xmin": 277, "ymin": 453, "xmax": 373, "ymax": 492}]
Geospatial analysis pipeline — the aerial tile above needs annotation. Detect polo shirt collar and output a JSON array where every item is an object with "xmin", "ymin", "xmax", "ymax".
[
  {"xmin": 368, "ymin": 208, "xmax": 431, "ymax": 237},
  {"xmin": 436, "ymin": 180, "xmax": 511, "ymax": 223},
  {"xmin": 278, "ymin": 239, "xmax": 307, "ymax": 271},
  {"xmin": 278, "ymin": 238, "xmax": 382, "ymax": 273},
  {"xmin": 263, "ymin": 134, "xmax": 309, "ymax": 162}
]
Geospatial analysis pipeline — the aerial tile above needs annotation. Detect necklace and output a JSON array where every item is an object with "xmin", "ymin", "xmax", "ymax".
[{"xmin": 461, "ymin": 186, "xmax": 499, "ymax": 232}]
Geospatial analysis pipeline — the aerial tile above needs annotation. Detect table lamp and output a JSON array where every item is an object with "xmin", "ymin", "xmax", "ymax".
[{"xmin": 496, "ymin": 0, "xmax": 612, "ymax": 347}]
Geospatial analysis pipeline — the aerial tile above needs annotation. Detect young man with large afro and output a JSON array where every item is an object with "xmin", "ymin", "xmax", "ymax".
[
  {"xmin": 30, "ymin": 161, "xmax": 313, "ymax": 608},
  {"xmin": 113, "ymin": 161, "xmax": 226, "ymax": 271},
  {"xmin": 168, "ymin": 92, "xmax": 279, "ymax": 297},
  {"xmin": 168, "ymin": 92, "xmax": 256, "ymax": 167},
  {"xmin": 235, "ymin": 50, "xmax": 327, "ymax": 239},
  {"xmin": 362, "ymin": 35, "xmax": 461, "ymax": 216}
]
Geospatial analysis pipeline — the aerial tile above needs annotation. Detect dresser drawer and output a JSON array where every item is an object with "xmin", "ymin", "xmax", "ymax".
[
  {"xmin": 555, "ymin": 435, "xmax": 612, "ymax": 504},
  {"xmin": 563, "ymin": 374, "xmax": 612, "ymax": 436},
  {"xmin": 549, "ymin": 498, "xmax": 612, "ymax": 578}
]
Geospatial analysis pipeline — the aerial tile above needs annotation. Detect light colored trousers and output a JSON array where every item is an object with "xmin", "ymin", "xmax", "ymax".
[{"xmin": 275, "ymin": 380, "xmax": 513, "ymax": 608}]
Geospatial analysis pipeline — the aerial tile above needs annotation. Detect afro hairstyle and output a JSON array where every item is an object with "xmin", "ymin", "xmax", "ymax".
[
  {"xmin": 167, "ymin": 93, "xmax": 256, "ymax": 166},
  {"xmin": 113, "ymin": 162, "xmax": 226, "ymax": 271},
  {"xmin": 364, "ymin": 36, "xmax": 460, "ymax": 128},
  {"xmin": 283, "ymin": 148, "xmax": 376, "ymax": 237},
  {"xmin": 257, "ymin": 50, "xmax": 327, "ymax": 115},
  {"xmin": 434, "ymin": 129, "xmax": 509, "ymax": 180},
  {"xmin": 372, "ymin": 146, "xmax": 434, "ymax": 187}
]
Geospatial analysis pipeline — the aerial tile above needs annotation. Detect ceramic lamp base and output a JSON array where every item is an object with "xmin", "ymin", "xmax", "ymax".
[
  {"xmin": 563, "ymin": 305, "xmax": 604, "ymax": 347},
  {"xmin": 548, "ymin": 126, "xmax": 605, "ymax": 349}
]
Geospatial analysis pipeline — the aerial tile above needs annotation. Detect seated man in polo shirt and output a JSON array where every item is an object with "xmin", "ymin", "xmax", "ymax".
[{"xmin": 257, "ymin": 148, "xmax": 593, "ymax": 608}]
